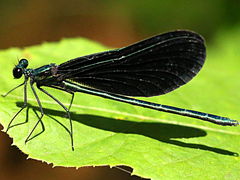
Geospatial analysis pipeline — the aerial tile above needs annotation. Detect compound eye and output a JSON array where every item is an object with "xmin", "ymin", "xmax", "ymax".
[
  {"xmin": 13, "ymin": 67, "xmax": 23, "ymax": 79},
  {"xmin": 19, "ymin": 58, "xmax": 28, "ymax": 68}
]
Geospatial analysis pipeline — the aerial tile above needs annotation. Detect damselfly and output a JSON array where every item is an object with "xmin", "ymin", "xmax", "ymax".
[{"xmin": 3, "ymin": 30, "xmax": 239, "ymax": 150}]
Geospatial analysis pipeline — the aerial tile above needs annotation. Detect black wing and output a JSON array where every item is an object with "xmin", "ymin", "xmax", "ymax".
[{"xmin": 57, "ymin": 30, "xmax": 206, "ymax": 97}]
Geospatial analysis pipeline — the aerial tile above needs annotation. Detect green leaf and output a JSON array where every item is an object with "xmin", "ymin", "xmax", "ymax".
[{"xmin": 0, "ymin": 33, "xmax": 239, "ymax": 180}]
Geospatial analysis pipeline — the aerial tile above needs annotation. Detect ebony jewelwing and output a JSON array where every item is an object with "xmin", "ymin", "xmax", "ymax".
[{"xmin": 2, "ymin": 30, "xmax": 239, "ymax": 150}]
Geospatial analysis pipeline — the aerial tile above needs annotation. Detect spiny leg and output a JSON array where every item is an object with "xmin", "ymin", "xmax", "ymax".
[
  {"xmin": 1, "ymin": 81, "xmax": 25, "ymax": 97},
  {"xmin": 45, "ymin": 85, "xmax": 75, "ymax": 112},
  {"xmin": 25, "ymin": 108, "xmax": 45, "ymax": 142},
  {"xmin": 6, "ymin": 79, "xmax": 28, "ymax": 132},
  {"xmin": 62, "ymin": 93, "xmax": 74, "ymax": 119},
  {"xmin": 68, "ymin": 93, "xmax": 74, "ymax": 112},
  {"xmin": 38, "ymin": 86, "xmax": 74, "ymax": 151},
  {"xmin": 8, "ymin": 105, "xmax": 30, "ymax": 129},
  {"xmin": 46, "ymin": 114, "xmax": 71, "ymax": 135},
  {"xmin": 25, "ymin": 82, "xmax": 45, "ymax": 144}
]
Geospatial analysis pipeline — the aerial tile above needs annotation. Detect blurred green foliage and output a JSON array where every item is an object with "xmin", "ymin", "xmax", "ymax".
[
  {"xmin": 113, "ymin": 0, "xmax": 240, "ymax": 37},
  {"xmin": 0, "ymin": 0, "xmax": 240, "ymax": 48}
]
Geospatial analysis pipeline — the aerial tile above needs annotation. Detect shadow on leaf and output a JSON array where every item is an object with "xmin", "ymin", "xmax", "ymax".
[{"xmin": 15, "ymin": 102, "xmax": 238, "ymax": 156}]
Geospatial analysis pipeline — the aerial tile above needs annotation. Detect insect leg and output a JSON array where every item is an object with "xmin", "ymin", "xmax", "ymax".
[
  {"xmin": 6, "ymin": 78, "xmax": 28, "ymax": 132},
  {"xmin": 2, "ymin": 81, "xmax": 25, "ymax": 97},
  {"xmin": 25, "ymin": 81, "xmax": 45, "ymax": 144},
  {"xmin": 37, "ymin": 86, "xmax": 74, "ymax": 151}
]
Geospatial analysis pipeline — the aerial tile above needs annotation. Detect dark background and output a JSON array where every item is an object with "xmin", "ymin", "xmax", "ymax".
[{"xmin": 0, "ymin": 0, "xmax": 240, "ymax": 179}]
